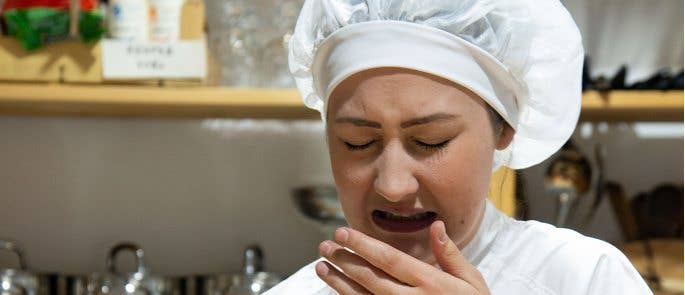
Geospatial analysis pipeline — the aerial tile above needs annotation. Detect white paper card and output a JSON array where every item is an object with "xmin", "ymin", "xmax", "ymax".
[{"xmin": 102, "ymin": 39, "xmax": 206, "ymax": 79}]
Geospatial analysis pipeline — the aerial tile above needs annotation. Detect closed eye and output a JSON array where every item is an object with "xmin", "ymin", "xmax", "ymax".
[
  {"xmin": 343, "ymin": 140, "xmax": 376, "ymax": 151},
  {"xmin": 414, "ymin": 139, "xmax": 451, "ymax": 150}
]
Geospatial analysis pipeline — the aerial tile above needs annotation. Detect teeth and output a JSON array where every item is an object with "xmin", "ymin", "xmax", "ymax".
[{"xmin": 380, "ymin": 211, "xmax": 432, "ymax": 221}]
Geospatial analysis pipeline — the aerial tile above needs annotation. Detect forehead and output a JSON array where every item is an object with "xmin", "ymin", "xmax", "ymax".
[{"xmin": 327, "ymin": 67, "xmax": 484, "ymax": 119}]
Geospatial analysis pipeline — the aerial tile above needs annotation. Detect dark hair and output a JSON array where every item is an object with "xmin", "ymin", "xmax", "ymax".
[{"xmin": 486, "ymin": 106, "xmax": 506, "ymax": 140}]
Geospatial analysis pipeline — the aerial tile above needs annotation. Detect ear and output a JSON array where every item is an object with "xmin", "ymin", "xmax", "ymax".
[{"xmin": 495, "ymin": 124, "xmax": 515, "ymax": 150}]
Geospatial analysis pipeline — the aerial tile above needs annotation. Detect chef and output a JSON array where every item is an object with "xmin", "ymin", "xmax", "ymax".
[{"xmin": 266, "ymin": 0, "xmax": 651, "ymax": 294}]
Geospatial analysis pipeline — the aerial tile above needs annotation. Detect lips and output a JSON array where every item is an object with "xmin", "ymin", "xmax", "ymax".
[{"xmin": 371, "ymin": 210, "xmax": 437, "ymax": 233}]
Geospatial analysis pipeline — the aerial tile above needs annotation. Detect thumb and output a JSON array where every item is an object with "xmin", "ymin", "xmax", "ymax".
[{"xmin": 430, "ymin": 220, "xmax": 486, "ymax": 289}]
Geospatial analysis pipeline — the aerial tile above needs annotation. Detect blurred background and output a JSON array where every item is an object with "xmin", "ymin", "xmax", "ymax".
[{"xmin": 0, "ymin": 0, "xmax": 682, "ymax": 294}]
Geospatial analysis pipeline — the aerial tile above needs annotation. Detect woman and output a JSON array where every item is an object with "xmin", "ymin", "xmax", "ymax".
[{"xmin": 266, "ymin": 0, "xmax": 651, "ymax": 294}]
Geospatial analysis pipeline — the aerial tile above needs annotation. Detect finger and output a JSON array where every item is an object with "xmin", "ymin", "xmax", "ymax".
[
  {"xmin": 315, "ymin": 260, "xmax": 371, "ymax": 295},
  {"xmin": 319, "ymin": 240, "xmax": 415, "ymax": 294},
  {"xmin": 429, "ymin": 220, "xmax": 488, "ymax": 290},
  {"xmin": 333, "ymin": 227, "xmax": 433, "ymax": 286}
]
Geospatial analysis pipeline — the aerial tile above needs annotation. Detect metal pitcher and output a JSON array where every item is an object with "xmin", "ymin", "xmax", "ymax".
[
  {"xmin": 86, "ymin": 243, "xmax": 177, "ymax": 295},
  {"xmin": 0, "ymin": 240, "xmax": 38, "ymax": 295}
]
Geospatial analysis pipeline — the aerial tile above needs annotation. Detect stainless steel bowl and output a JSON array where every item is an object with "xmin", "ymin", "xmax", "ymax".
[{"xmin": 291, "ymin": 186, "xmax": 346, "ymax": 226}]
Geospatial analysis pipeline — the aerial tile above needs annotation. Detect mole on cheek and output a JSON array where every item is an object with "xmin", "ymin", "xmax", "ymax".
[{"xmin": 460, "ymin": 219, "xmax": 465, "ymax": 225}]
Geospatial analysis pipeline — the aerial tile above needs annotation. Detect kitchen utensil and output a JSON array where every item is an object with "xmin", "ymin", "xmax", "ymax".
[
  {"xmin": 292, "ymin": 185, "xmax": 347, "ymax": 239},
  {"xmin": 605, "ymin": 181, "xmax": 639, "ymax": 241},
  {"xmin": 579, "ymin": 142, "xmax": 606, "ymax": 227},
  {"xmin": 201, "ymin": 245, "xmax": 281, "ymax": 295},
  {"xmin": 292, "ymin": 186, "xmax": 346, "ymax": 225},
  {"xmin": 545, "ymin": 142, "xmax": 592, "ymax": 227},
  {"xmin": 35, "ymin": 272, "xmax": 95, "ymax": 295},
  {"xmin": 0, "ymin": 240, "xmax": 83, "ymax": 295},
  {"xmin": 226, "ymin": 245, "xmax": 281, "ymax": 295},
  {"xmin": 632, "ymin": 184, "xmax": 684, "ymax": 239},
  {"xmin": 86, "ymin": 243, "xmax": 178, "ymax": 295},
  {"xmin": 0, "ymin": 240, "xmax": 38, "ymax": 295},
  {"xmin": 170, "ymin": 275, "xmax": 205, "ymax": 295}
]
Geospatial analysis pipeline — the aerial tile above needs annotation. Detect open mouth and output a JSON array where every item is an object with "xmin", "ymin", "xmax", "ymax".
[{"xmin": 371, "ymin": 210, "xmax": 437, "ymax": 233}]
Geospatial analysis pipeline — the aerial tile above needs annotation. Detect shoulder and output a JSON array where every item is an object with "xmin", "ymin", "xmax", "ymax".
[
  {"xmin": 496, "ymin": 218, "xmax": 618, "ymax": 263},
  {"xmin": 484, "ymin": 218, "xmax": 651, "ymax": 294},
  {"xmin": 263, "ymin": 258, "xmax": 335, "ymax": 295}
]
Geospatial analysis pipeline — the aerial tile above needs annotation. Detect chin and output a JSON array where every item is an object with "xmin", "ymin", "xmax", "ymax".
[
  {"xmin": 358, "ymin": 224, "xmax": 436, "ymax": 264},
  {"xmin": 385, "ymin": 234, "xmax": 433, "ymax": 261}
]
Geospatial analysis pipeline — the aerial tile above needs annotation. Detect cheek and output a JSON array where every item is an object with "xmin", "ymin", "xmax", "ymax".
[
  {"xmin": 423, "ymin": 133, "xmax": 494, "ymax": 237},
  {"xmin": 427, "ymin": 133, "xmax": 494, "ymax": 192},
  {"xmin": 329, "ymin": 144, "xmax": 370, "ymax": 188},
  {"xmin": 328, "ymin": 144, "xmax": 374, "ymax": 227}
]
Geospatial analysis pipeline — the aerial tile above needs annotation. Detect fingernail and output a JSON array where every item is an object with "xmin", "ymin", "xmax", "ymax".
[
  {"xmin": 315, "ymin": 262, "xmax": 329, "ymax": 276},
  {"xmin": 438, "ymin": 222, "xmax": 449, "ymax": 244},
  {"xmin": 319, "ymin": 241, "xmax": 331, "ymax": 256},
  {"xmin": 335, "ymin": 228, "xmax": 349, "ymax": 244}
]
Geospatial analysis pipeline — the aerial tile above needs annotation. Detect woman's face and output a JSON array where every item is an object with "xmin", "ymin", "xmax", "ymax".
[{"xmin": 326, "ymin": 67, "xmax": 512, "ymax": 264}]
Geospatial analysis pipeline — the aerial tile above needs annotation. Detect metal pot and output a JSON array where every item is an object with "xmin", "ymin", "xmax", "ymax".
[
  {"xmin": 201, "ymin": 246, "xmax": 281, "ymax": 295},
  {"xmin": 0, "ymin": 239, "xmax": 86, "ymax": 295},
  {"xmin": 0, "ymin": 240, "xmax": 38, "ymax": 295},
  {"xmin": 32, "ymin": 272, "xmax": 91, "ymax": 295},
  {"xmin": 225, "ymin": 246, "xmax": 281, "ymax": 295},
  {"xmin": 86, "ymin": 243, "xmax": 179, "ymax": 295}
]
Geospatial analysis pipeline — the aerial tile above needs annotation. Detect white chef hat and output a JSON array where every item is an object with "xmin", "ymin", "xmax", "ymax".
[{"xmin": 288, "ymin": 0, "xmax": 584, "ymax": 170}]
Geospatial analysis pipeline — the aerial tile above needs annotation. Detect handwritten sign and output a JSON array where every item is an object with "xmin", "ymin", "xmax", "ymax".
[{"xmin": 102, "ymin": 39, "xmax": 206, "ymax": 79}]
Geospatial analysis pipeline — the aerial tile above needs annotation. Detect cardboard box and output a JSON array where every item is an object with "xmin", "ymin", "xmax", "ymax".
[
  {"xmin": 181, "ymin": 0, "xmax": 205, "ymax": 40},
  {"xmin": 0, "ymin": 37, "xmax": 102, "ymax": 82}
]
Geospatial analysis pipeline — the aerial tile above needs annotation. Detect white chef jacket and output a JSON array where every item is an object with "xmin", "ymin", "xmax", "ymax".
[{"xmin": 265, "ymin": 200, "xmax": 652, "ymax": 294}]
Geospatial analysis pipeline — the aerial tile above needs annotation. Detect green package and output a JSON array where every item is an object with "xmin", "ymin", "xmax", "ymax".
[{"xmin": 3, "ymin": 7, "xmax": 105, "ymax": 50}]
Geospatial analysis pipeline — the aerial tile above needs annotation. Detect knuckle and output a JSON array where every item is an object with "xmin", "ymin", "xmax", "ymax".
[
  {"xmin": 380, "ymin": 289, "xmax": 405, "ymax": 295},
  {"xmin": 330, "ymin": 248, "xmax": 346, "ymax": 262},
  {"xmin": 414, "ymin": 275, "xmax": 435, "ymax": 288},
  {"xmin": 443, "ymin": 243, "xmax": 459, "ymax": 257},
  {"xmin": 322, "ymin": 273, "xmax": 345, "ymax": 291},
  {"xmin": 377, "ymin": 247, "xmax": 399, "ymax": 269},
  {"xmin": 353, "ymin": 266, "xmax": 377, "ymax": 285},
  {"xmin": 421, "ymin": 284, "xmax": 439, "ymax": 295},
  {"xmin": 322, "ymin": 269, "xmax": 362, "ymax": 295}
]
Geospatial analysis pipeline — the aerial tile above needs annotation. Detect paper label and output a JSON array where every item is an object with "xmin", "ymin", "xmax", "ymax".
[{"xmin": 102, "ymin": 39, "xmax": 206, "ymax": 79}]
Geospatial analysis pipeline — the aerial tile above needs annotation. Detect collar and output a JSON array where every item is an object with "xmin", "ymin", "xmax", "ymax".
[{"xmin": 460, "ymin": 199, "xmax": 508, "ymax": 265}]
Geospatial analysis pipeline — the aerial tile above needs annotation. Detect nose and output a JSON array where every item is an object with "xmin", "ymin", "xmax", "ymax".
[{"xmin": 374, "ymin": 140, "xmax": 419, "ymax": 202}]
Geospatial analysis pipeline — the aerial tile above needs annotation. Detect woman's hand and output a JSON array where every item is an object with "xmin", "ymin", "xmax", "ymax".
[{"xmin": 315, "ymin": 221, "xmax": 490, "ymax": 295}]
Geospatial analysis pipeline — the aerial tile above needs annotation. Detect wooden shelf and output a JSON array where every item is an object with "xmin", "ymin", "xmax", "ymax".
[
  {"xmin": 0, "ymin": 83, "xmax": 681, "ymax": 121},
  {"xmin": 580, "ymin": 90, "xmax": 683, "ymax": 122},
  {"xmin": 0, "ymin": 83, "xmax": 318, "ymax": 119}
]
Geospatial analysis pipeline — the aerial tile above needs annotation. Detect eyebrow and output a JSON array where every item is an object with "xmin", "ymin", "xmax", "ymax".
[{"xmin": 334, "ymin": 113, "xmax": 458, "ymax": 129}]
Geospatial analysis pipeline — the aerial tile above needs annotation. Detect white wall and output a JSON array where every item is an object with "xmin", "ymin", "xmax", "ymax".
[
  {"xmin": 0, "ymin": 118, "xmax": 334, "ymax": 275},
  {"xmin": 562, "ymin": 0, "xmax": 683, "ymax": 82}
]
